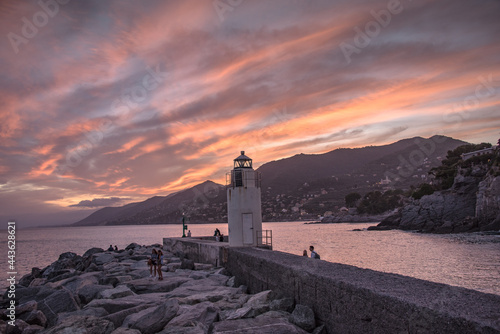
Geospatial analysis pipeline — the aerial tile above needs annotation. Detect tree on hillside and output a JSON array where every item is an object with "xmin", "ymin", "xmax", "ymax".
[
  {"xmin": 345, "ymin": 192, "xmax": 361, "ymax": 207},
  {"xmin": 411, "ymin": 183, "xmax": 435, "ymax": 200},
  {"xmin": 357, "ymin": 190, "xmax": 403, "ymax": 214}
]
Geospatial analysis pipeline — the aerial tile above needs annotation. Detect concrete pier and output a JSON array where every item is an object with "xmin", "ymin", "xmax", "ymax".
[{"xmin": 163, "ymin": 237, "xmax": 500, "ymax": 334}]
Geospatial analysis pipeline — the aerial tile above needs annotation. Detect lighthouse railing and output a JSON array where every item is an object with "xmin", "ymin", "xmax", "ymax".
[
  {"xmin": 256, "ymin": 230, "xmax": 272, "ymax": 250},
  {"xmin": 225, "ymin": 170, "xmax": 261, "ymax": 188}
]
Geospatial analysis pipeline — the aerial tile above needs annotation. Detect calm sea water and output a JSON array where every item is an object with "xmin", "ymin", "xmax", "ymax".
[{"xmin": 1, "ymin": 222, "xmax": 499, "ymax": 295}]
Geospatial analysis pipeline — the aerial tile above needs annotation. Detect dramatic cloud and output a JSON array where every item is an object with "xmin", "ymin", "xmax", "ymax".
[{"xmin": 1, "ymin": 0, "xmax": 499, "ymax": 226}]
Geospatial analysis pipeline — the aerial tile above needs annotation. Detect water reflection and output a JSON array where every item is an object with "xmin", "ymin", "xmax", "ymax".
[
  {"xmin": 1, "ymin": 222, "xmax": 499, "ymax": 295},
  {"xmin": 265, "ymin": 222, "xmax": 500, "ymax": 295}
]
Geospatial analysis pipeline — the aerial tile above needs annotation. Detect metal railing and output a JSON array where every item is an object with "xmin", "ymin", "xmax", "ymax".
[
  {"xmin": 256, "ymin": 230, "xmax": 272, "ymax": 250},
  {"xmin": 226, "ymin": 170, "xmax": 261, "ymax": 188}
]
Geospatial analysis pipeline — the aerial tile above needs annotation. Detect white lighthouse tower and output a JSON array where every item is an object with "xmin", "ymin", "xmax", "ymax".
[{"xmin": 226, "ymin": 151, "xmax": 262, "ymax": 247}]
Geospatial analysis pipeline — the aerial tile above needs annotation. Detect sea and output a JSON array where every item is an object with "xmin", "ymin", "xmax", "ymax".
[{"xmin": 1, "ymin": 222, "xmax": 499, "ymax": 296}]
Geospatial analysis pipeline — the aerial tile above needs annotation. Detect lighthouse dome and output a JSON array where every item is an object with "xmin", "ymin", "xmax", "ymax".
[{"xmin": 234, "ymin": 151, "xmax": 252, "ymax": 169}]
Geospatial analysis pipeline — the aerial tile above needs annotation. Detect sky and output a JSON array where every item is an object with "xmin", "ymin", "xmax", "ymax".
[{"xmin": 1, "ymin": 0, "xmax": 499, "ymax": 227}]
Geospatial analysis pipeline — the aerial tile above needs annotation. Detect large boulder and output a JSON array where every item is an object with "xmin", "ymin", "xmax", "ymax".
[
  {"xmin": 181, "ymin": 259, "xmax": 195, "ymax": 270},
  {"xmin": 246, "ymin": 290, "xmax": 273, "ymax": 307},
  {"xmin": 18, "ymin": 286, "xmax": 56, "ymax": 305},
  {"xmin": 103, "ymin": 304, "xmax": 152, "ymax": 328},
  {"xmin": 100, "ymin": 285, "xmax": 135, "ymax": 299},
  {"xmin": 38, "ymin": 289, "xmax": 80, "ymax": 326},
  {"xmin": 270, "ymin": 298, "xmax": 295, "ymax": 313},
  {"xmin": 93, "ymin": 253, "xmax": 117, "ymax": 265},
  {"xmin": 166, "ymin": 301, "xmax": 218, "ymax": 328},
  {"xmin": 18, "ymin": 274, "xmax": 35, "ymax": 288},
  {"xmin": 78, "ymin": 284, "xmax": 113, "ymax": 304},
  {"xmin": 5, "ymin": 319, "xmax": 30, "ymax": 334},
  {"xmin": 29, "ymin": 278, "xmax": 47, "ymax": 287},
  {"xmin": 223, "ymin": 306, "xmax": 258, "ymax": 320},
  {"xmin": 58, "ymin": 307, "xmax": 109, "ymax": 322},
  {"xmin": 20, "ymin": 324, "xmax": 44, "ymax": 334},
  {"xmin": 123, "ymin": 299, "xmax": 179, "ymax": 333},
  {"xmin": 20, "ymin": 310, "xmax": 47, "ymax": 327},
  {"xmin": 47, "ymin": 271, "xmax": 101, "ymax": 293},
  {"xmin": 158, "ymin": 323, "xmax": 208, "ymax": 334},
  {"xmin": 16, "ymin": 300, "xmax": 37, "ymax": 315},
  {"xmin": 83, "ymin": 247, "xmax": 106, "ymax": 258},
  {"xmin": 41, "ymin": 253, "xmax": 85, "ymax": 279},
  {"xmin": 129, "ymin": 261, "xmax": 148, "ymax": 271},
  {"xmin": 125, "ymin": 243, "xmax": 141, "ymax": 250},
  {"xmin": 84, "ymin": 295, "xmax": 160, "ymax": 314},
  {"xmin": 289, "ymin": 304, "xmax": 316, "ymax": 332},
  {"xmin": 126, "ymin": 276, "xmax": 190, "ymax": 294},
  {"xmin": 111, "ymin": 328, "xmax": 141, "ymax": 334},
  {"xmin": 42, "ymin": 315, "xmax": 114, "ymax": 334},
  {"xmin": 212, "ymin": 316, "xmax": 308, "ymax": 334}
]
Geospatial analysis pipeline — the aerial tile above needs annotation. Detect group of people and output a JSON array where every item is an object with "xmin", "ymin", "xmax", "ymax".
[
  {"xmin": 303, "ymin": 245, "xmax": 320, "ymax": 259},
  {"xmin": 107, "ymin": 245, "xmax": 118, "ymax": 251},
  {"xmin": 148, "ymin": 248, "xmax": 164, "ymax": 280}
]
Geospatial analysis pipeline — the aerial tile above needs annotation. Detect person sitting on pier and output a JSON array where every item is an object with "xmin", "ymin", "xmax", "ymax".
[
  {"xmin": 107, "ymin": 245, "xmax": 113, "ymax": 251},
  {"xmin": 309, "ymin": 245, "xmax": 320, "ymax": 259},
  {"xmin": 114, "ymin": 245, "xmax": 118, "ymax": 251},
  {"xmin": 187, "ymin": 230, "xmax": 192, "ymax": 237}
]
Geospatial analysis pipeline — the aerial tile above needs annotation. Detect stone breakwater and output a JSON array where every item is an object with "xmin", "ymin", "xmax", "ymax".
[
  {"xmin": 165, "ymin": 238, "xmax": 500, "ymax": 334},
  {"xmin": 0, "ymin": 243, "xmax": 326, "ymax": 334}
]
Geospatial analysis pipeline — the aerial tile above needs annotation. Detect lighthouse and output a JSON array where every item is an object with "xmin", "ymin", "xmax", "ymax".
[{"xmin": 226, "ymin": 151, "xmax": 262, "ymax": 247}]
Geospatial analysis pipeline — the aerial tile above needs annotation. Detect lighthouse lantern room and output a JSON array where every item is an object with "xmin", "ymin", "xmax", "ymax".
[{"xmin": 226, "ymin": 151, "xmax": 262, "ymax": 247}]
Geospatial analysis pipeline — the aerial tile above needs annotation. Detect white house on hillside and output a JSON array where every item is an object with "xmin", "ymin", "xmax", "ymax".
[{"xmin": 461, "ymin": 146, "xmax": 497, "ymax": 161}]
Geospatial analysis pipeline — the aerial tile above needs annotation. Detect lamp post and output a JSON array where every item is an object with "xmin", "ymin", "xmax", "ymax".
[{"xmin": 182, "ymin": 215, "xmax": 188, "ymax": 238}]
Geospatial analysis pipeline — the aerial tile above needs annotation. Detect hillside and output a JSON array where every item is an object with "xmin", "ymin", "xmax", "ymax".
[
  {"xmin": 73, "ymin": 135, "xmax": 468, "ymax": 226},
  {"xmin": 258, "ymin": 135, "xmax": 466, "ymax": 195},
  {"xmin": 73, "ymin": 196, "xmax": 169, "ymax": 226},
  {"xmin": 73, "ymin": 181, "xmax": 225, "ymax": 226},
  {"xmin": 258, "ymin": 135, "xmax": 466, "ymax": 220}
]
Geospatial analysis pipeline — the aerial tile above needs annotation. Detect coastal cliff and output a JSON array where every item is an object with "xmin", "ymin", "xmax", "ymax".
[{"xmin": 373, "ymin": 166, "xmax": 500, "ymax": 233}]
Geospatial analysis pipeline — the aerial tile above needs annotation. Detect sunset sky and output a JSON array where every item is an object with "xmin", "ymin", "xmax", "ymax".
[{"xmin": 1, "ymin": 0, "xmax": 500, "ymax": 227}]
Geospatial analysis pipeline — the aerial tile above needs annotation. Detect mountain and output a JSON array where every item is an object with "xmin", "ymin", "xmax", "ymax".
[
  {"xmin": 257, "ymin": 135, "xmax": 467, "ymax": 220},
  {"xmin": 257, "ymin": 135, "xmax": 466, "ymax": 195},
  {"xmin": 73, "ymin": 195, "xmax": 169, "ymax": 226},
  {"xmin": 73, "ymin": 181, "xmax": 225, "ymax": 226},
  {"xmin": 73, "ymin": 135, "xmax": 468, "ymax": 226}
]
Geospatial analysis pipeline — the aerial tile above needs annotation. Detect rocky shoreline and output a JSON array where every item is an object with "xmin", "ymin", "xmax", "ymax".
[
  {"xmin": 370, "ymin": 168, "xmax": 500, "ymax": 233},
  {"xmin": 1, "ymin": 243, "xmax": 325, "ymax": 334}
]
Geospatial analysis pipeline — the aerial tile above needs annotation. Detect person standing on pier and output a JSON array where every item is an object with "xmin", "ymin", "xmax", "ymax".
[{"xmin": 157, "ymin": 250, "xmax": 164, "ymax": 281}]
